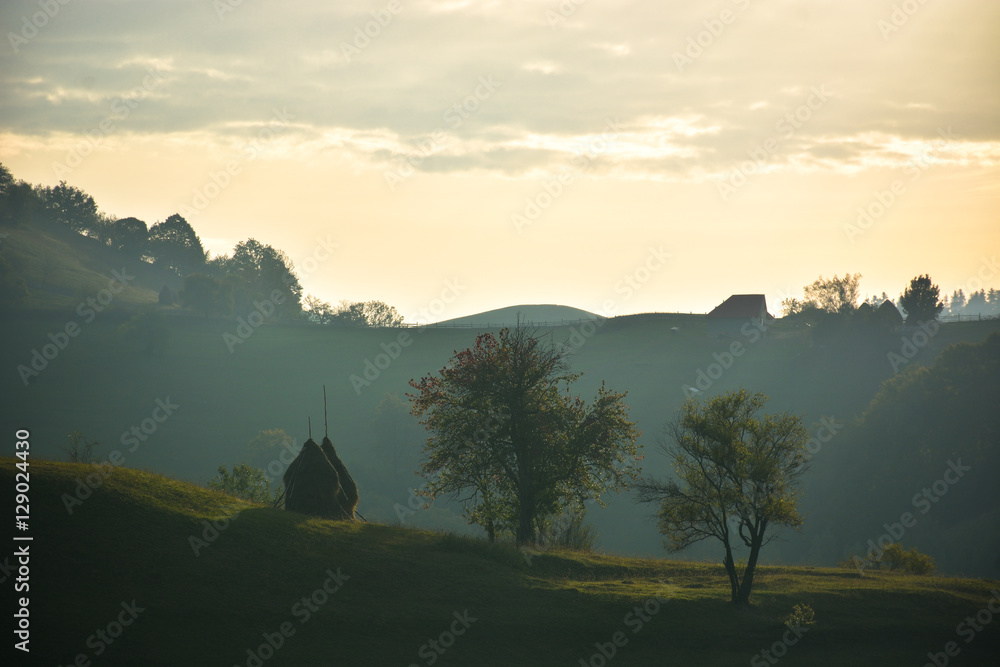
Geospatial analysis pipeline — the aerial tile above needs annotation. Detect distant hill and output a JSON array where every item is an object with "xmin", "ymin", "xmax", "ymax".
[
  {"xmin": 6, "ymin": 457, "xmax": 998, "ymax": 666},
  {"xmin": 431, "ymin": 304, "xmax": 601, "ymax": 327}
]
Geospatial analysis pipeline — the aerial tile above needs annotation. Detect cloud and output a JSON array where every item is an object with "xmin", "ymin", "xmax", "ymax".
[{"xmin": 1, "ymin": 0, "xmax": 998, "ymax": 183}]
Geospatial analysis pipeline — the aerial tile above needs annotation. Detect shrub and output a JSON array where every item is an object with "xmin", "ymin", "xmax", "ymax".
[
  {"xmin": 880, "ymin": 542, "xmax": 936, "ymax": 575},
  {"xmin": 209, "ymin": 463, "xmax": 281, "ymax": 504},
  {"xmin": 839, "ymin": 542, "xmax": 936, "ymax": 575},
  {"xmin": 783, "ymin": 603, "xmax": 816, "ymax": 629}
]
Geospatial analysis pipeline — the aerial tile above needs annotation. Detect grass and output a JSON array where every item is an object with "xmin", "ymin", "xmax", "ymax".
[{"xmin": 5, "ymin": 458, "xmax": 998, "ymax": 666}]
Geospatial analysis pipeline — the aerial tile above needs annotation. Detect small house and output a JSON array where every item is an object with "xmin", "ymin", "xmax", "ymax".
[{"xmin": 706, "ymin": 294, "xmax": 770, "ymax": 338}]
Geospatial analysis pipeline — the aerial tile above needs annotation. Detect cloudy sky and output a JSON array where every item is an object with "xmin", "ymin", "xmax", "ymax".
[{"xmin": 2, "ymin": 0, "xmax": 998, "ymax": 321}]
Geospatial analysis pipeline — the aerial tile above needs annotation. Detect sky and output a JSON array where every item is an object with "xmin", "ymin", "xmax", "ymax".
[{"xmin": 1, "ymin": 0, "xmax": 998, "ymax": 322}]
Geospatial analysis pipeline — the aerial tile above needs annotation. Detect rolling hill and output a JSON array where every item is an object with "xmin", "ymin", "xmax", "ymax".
[
  {"xmin": 431, "ymin": 304, "xmax": 602, "ymax": 327},
  {"xmin": 5, "ymin": 458, "xmax": 999, "ymax": 666}
]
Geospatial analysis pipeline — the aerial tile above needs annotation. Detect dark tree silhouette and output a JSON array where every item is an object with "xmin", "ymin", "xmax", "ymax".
[
  {"xmin": 409, "ymin": 323, "xmax": 641, "ymax": 545},
  {"xmin": 36, "ymin": 181, "xmax": 99, "ymax": 234},
  {"xmin": 148, "ymin": 214, "xmax": 206, "ymax": 274},
  {"xmin": 898, "ymin": 274, "xmax": 944, "ymax": 323},
  {"xmin": 227, "ymin": 238, "xmax": 302, "ymax": 316},
  {"xmin": 107, "ymin": 216, "xmax": 149, "ymax": 258}
]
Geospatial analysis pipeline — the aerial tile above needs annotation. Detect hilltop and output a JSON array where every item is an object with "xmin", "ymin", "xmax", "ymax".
[
  {"xmin": 430, "ymin": 304, "xmax": 602, "ymax": 327},
  {"xmin": 5, "ymin": 458, "xmax": 998, "ymax": 666}
]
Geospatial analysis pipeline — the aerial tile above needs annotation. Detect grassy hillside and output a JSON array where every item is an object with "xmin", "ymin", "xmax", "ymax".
[
  {"xmin": 0, "ymin": 222, "xmax": 180, "ymax": 309},
  {"xmin": 2, "ymin": 305, "xmax": 999, "ymax": 567},
  {"xmin": 435, "ymin": 303, "xmax": 600, "ymax": 326},
  {"xmin": 5, "ymin": 458, "xmax": 999, "ymax": 666}
]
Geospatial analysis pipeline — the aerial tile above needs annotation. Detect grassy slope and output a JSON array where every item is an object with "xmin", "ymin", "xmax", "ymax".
[
  {"xmin": 5, "ymin": 459, "xmax": 999, "ymax": 666},
  {"xmin": 0, "ymin": 222, "xmax": 177, "ymax": 308}
]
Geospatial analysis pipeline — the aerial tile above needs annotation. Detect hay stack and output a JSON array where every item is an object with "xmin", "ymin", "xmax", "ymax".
[{"xmin": 282, "ymin": 438, "xmax": 352, "ymax": 520}]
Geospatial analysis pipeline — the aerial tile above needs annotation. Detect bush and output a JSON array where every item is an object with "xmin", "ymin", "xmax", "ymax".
[
  {"xmin": 208, "ymin": 463, "xmax": 281, "ymax": 504},
  {"xmin": 839, "ymin": 542, "xmax": 936, "ymax": 575},
  {"xmin": 783, "ymin": 603, "xmax": 816, "ymax": 629},
  {"xmin": 880, "ymin": 542, "xmax": 936, "ymax": 575}
]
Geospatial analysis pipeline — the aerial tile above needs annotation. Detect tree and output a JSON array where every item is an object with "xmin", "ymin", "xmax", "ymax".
[
  {"xmin": 0, "ymin": 164, "xmax": 40, "ymax": 227},
  {"xmin": 148, "ymin": 214, "xmax": 206, "ymax": 274},
  {"xmin": 803, "ymin": 273, "xmax": 862, "ymax": 314},
  {"xmin": 106, "ymin": 217, "xmax": 149, "ymax": 258},
  {"xmin": 36, "ymin": 181, "xmax": 99, "ymax": 234},
  {"xmin": 950, "ymin": 289, "xmax": 966, "ymax": 315},
  {"xmin": 208, "ymin": 463, "xmax": 281, "ymax": 504},
  {"xmin": 409, "ymin": 323, "xmax": 641, "ymax": 545},
  {"xmin": 898, "ymin": 274, "xmax": 943, "ymax": 323},
  {"xmin": 228, "ymin": 238, "xmax": 302, "ymax": 316},
  {"xmin": 337, "ymin": 300, "xmax": 404, "ymax": 327},
  {"xmin": 303, "ymin": 295, "xmax": 337, "ymax": 324},
  {"xmin": 637, "ymin": 389, "xmax": 809, "ymax": 606}
]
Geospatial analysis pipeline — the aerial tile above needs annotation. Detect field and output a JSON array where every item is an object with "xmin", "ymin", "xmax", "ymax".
[{"xmin": 5, "ymin": 458, "xmax": 999, "ymax": 666}]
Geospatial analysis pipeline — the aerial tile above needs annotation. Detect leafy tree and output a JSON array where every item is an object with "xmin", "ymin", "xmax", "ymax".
[
  {"xmin": 179, "ymin": 273, "xmax": 234, "ymax": 316},
  {"xmin": 637, "ymin": 389, "xmax": 809, "ymax": 606},
  {"xmin": 303, "ymin": 295, "xmax": 337, "ymax": 324},
  {"xmin": 0, "ymin": 164, "xmax": 40, "ymax": 227},
  {"xmin": 409, "ymin": 324, "xmax": 641, "ymax": 545},
  {"xmin": 898, "ymin": 274, "xmax": 943, "ymax": 323},
  {"xmin": 107, "ymin": 216, "xmax": 149, "ymax": 258},
  {"xmin": 148, "ymin": 214, "xmax": 206, "ymax": 274},
  {"xmin": 36, "ymin": 181, "xmax": 99, "ymax": 234},
  {"xmin": 208, "ymin": 463, "xmax": 282, "ymax": 504},
  {"xmin": 337, "ymin": 299, "xmax": 404, "ymax": 327},
  {"xmin": 803, "ymin": 273, "xmax": 862, "ymax": 314},
  {"xmin": 227, "ymin": 238, "xmax": 302, "ymax": 316}
]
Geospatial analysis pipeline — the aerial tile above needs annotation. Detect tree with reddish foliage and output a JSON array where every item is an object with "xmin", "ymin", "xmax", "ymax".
[{"xmin": 409, "ymin": 323, "xmax": 641, "ymax": 545}]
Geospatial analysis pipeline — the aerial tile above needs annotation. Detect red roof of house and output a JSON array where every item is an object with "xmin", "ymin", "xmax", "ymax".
[{"xmin": 707, "ymin": 294, "xmax": 768, "ymax": 319}]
